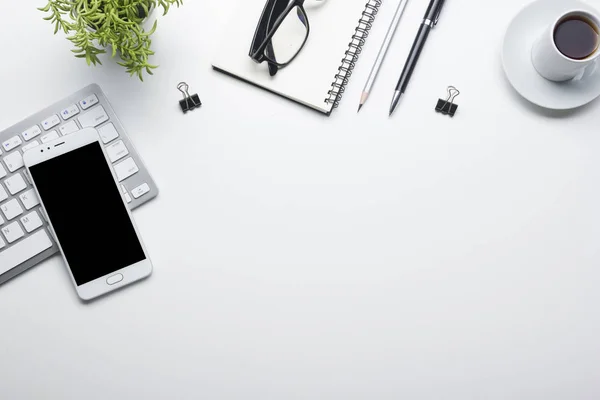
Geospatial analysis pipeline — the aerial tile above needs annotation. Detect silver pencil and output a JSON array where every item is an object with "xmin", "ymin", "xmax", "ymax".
[{"xmin": 357, "ymin": 0, "xmax": 410, "ymax": 113}]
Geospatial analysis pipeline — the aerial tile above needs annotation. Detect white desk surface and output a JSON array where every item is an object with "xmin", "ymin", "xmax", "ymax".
[{"xmin": 2, "ymin": 0, "xmax": 600, "ymax": 398}]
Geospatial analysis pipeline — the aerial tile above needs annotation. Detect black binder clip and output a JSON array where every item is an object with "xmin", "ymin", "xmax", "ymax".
[
  {"xmin": 177, "ymin": 82, "xmax": 202, "ymax": 113},
  {"xmin": 435, "ymin": 86, "xmax": 460, "ymax": 117}
]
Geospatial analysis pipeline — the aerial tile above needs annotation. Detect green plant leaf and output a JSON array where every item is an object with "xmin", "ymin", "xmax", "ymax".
[{"xmin": 40, "ymin": 0, "xmax": 179, "ymax": 80}]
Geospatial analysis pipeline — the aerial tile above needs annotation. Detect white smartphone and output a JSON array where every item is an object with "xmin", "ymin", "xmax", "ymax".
[{"xmin": 23, "ymin": 128, "xmax": 152, "ymax": 301}]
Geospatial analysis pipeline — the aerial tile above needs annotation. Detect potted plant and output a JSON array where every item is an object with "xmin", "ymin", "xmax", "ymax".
[{"xmin": 39, "ymin": 0, "xmax": 182, "ymax": 80}]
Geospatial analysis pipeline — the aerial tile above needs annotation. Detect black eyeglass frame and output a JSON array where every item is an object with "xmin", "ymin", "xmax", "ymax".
[{"xmin": 249, "ymin": 0, "xmax": 311, "ymax": 70}]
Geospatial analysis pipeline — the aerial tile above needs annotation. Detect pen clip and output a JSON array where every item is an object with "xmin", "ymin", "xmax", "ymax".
[{"xmin": 433, "ymin": 0, "xmax": 446, "ymax": 26}]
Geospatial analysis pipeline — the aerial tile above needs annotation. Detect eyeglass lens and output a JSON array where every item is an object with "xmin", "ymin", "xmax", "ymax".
[{"xmin": 264, "ymin": 5, "xmax": 309, "ymax": 65}]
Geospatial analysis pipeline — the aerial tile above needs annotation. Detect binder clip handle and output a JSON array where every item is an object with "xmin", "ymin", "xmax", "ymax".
[{"xmin": 178, "ymin": 82, "xmax": 202, "ymax": 113}]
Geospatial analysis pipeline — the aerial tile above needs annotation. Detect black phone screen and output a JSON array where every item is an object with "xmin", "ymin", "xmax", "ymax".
[{"xmin": 29, "ymin": 142, "xmax": 146, "ymax": 286}]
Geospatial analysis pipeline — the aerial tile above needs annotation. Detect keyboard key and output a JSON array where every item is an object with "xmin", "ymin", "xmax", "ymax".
[
  {"xmin": 120, "ymin": 184, "xmax": 127, "ymax": 194},
  {"xmin": 59, "ymin": 120, "xmax": 79, "ymax": 136},
  {"xmin": 22, "ymin": 140, "xmax": 40, "ymax": 153},
  {"xmin": 131, "ymin": 183, "xmax": 150, "ymax": 199},
  {"xmin": 3, "ymin": 136, "xmax": 22, "ymax": 152},
  {"xmin": 21, "ymin": 211, "xmax": 43, "ymax": 233},
  {"xmin": 1, "ymin": 198, "xmax": 24, "ymax": 220},
  {"xmin": 19, "ymin": 189, "xmax": 40, "ymax": 210},
  {"xmin": 4, "ymin": 173, "xmax": 27, "ymax": 195},
  {"xmin": 78, "ymin": 106, "xmax": 109, "ymax": 128},
  {"xmin": 41, "ymin": 131, "xmax": 59, "ymax": 143},
  {"xmin": 80, "ymin": 94, "xmax": 99, "ymax": 110},
  {"xmin": 125, "ymin": 193, "xmax": 132, "ymax": 203},
  {"xmin": 98, "ymin": 123, "xmax": 119, "ymax": 144},
  {"xmin": 0, "ymin": 229, "xmax": 52, "ymax": 275},
  {"xmin": 1, "ymin": 222, "xmax": 24, "ymax": 244},
  {"xmin": 22, "ymin": 126, "xmax": 42, "ymax": 141},
  {"xmin": 0, "ymin": 236, "xmax": 4, "ymax": 250},
  {"xmin": 0, "ymin": 214, "xmax": 4, "ymax": 226},
  {"xmin": 0, "ymin": 185, "xmax": 7, "ymax": 202},
  {"xmin": 0, "ymin": 163, "xmax": 6, "ymax": 179},
  {"xmin": 106, "ymin": 140, "xmax": 129, "ymax": 163},
  {"xmin": 114, "ymin": 157, "xmax": 139, "ymax": 182},
  {"xmin": 41, "ymin": 115, "xmax": 61, "ymax": 131},
  {"xmin": 61, "ymin": 104, "xmax": 80, "ymax": 120},
  {"xmin": 3, "ymin": 151, "xmax": 24, "ymax": 173}
]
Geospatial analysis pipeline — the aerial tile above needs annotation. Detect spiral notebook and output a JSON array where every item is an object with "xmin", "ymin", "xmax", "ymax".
[{"xmin": 212, "ymin": 0, "xmax": 383, "ymax": 115}]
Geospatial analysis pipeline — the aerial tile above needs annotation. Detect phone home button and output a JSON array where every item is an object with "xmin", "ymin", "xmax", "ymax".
[{"xmin": 106, "ymin": 273, "xmax": 124, "ymax": 285}]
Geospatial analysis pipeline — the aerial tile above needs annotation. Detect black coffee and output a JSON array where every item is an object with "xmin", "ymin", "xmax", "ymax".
[{"xmin": 554, "ymin": 16, "xmax": 599, "ymax": 60}]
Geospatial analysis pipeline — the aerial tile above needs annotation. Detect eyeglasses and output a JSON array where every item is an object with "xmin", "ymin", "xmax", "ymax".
[{"xmin": 249, "ymin": 0, "xmax": 326, "ymax": 76}]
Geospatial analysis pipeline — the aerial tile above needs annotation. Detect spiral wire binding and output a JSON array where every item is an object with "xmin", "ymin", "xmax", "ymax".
[{"xmin": 324, "ymin": 0, "xmax": 383, "ymax": 110}]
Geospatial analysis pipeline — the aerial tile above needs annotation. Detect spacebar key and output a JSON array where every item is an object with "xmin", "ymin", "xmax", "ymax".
[{"xmin": 0, "ymin": 230, "xmax": 53, "ymax": 275}]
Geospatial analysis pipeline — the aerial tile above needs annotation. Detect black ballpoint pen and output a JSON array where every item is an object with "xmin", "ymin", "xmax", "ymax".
[{"xmin": 389, "ymin": 0, "xmax": 446, "ymax": 116}]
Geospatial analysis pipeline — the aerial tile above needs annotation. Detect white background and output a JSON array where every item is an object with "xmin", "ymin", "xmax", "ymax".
[{"xmin": 1, "ymin": 0, "xmax": 600, "ymax": 398}]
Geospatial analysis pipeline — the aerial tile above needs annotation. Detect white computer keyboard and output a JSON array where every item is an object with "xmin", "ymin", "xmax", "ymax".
[{"xmin": 0, "ymin": 84, "xmax": 158, "ymax": 285}]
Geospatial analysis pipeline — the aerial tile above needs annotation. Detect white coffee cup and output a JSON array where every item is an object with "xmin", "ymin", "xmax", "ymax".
[{"xmin": 531, "ymin": 9, "xmax": 600, "ymax": 82}]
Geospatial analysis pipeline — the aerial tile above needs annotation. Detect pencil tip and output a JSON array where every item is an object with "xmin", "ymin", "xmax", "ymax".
[
  {"xmin": 358, "ymin": 92, "xmax": 369, "ymax": 111},
  {"xmin": 357, "ymin": 104, "xmax": 363, "ymax": 113}
]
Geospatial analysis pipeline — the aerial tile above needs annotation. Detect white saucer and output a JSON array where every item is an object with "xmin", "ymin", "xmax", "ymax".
[{"xmin": 502, "ymin": 0, "xmax": 600, "ymax": 110}]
